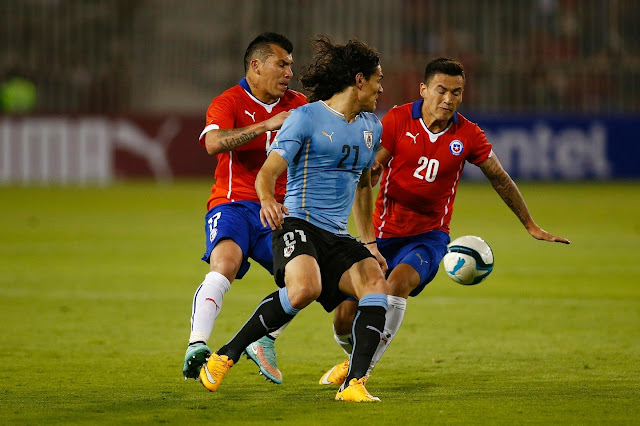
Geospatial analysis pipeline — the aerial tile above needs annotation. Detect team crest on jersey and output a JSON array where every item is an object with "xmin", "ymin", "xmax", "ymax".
[
  {"xmin": 363, "ymin": 131, "xmax": 373, "ymax": 149},
  {"xmin": 284, "ymin": 244, "xmax": 295, "ymax": 258},
  {"xmin": 449, "ymin": 139, "xmax": 464, "ymax": 156}
]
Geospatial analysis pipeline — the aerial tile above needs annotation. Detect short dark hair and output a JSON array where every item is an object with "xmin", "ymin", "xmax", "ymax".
[
  {"xmin": 244, "ymin": 32, "xmax": 294, "ymax": 73},
  {"xmin": 300, "ymin": 36, "xmax": 380, "ymax": 102},
  {"xmin": 424, "ymin": 58, "xmax": 465, "ymax": 85}
]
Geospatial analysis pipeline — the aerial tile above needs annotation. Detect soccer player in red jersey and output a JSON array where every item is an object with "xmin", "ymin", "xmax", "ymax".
[
  {"xmin": 182, "ymin": 33, "xmax": 307, "ymax": 384},
  {"xmin": 319, "ymin": 57, "xmax": 570, "ymax": 386}
]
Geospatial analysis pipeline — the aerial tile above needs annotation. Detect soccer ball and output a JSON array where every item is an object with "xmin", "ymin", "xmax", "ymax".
[{"xmin": 443, "ymin": 235, "xmax": 494, "ymax": 285}]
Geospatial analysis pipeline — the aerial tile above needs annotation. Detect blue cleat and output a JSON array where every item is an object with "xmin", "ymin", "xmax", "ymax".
[{"xmin": 244, "ymin": 336, "xmax": 282, "ymax": 384}]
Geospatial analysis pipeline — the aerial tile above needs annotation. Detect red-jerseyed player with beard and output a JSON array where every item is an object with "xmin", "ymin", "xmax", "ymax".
[
  {"xmin": 183, "ymin": 32, "xmax": 306, "ymax": 385},
  {"xmin": 319, "ymin": 57, "xmax": 570, "ymax": 386}
]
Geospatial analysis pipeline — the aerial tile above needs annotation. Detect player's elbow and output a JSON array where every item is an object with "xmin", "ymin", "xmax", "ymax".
[
  {"xmin": 203, "ymin": 132, "xmax": 223, "ymax": 155},
  {"xmin": 205, "ymin": 140, "xmax": 221, "ymax": 155}
]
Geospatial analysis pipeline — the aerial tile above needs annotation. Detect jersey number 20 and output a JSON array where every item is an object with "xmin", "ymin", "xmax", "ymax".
[{"xmin": 413, "ymin": 156, "xmax": 439, "ymax": 182}]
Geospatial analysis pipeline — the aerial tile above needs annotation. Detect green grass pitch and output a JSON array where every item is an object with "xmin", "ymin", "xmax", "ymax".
[{"xmin": 1, "ymin": 180, "xmax": 638, "ymax": 424}]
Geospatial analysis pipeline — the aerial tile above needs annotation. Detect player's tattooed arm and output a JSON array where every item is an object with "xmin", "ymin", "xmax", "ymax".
[
  {"xmin": 479, "ymin": 154, "xmax": 570, "ymax": 244},
  {"xmin": 204, "ymin": 111, "xmax": 292, "ymax": 155},
  {"xmin": 204, "ymin": 126, "xmax": 261, "ymax": 155},
  {"xmin": 217, "ymin": 128, "xmax": 258, "ymax": 151},
  {"xmin": 479, "ymin": 154, "xmax": 534, "ymax": 228}
]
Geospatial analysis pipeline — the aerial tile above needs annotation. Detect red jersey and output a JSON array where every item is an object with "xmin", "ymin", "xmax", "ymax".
[
  {"xmin": 199, "ymin": 78, "xmax": 307, "ymax": 210},
  {"xmin": 374, "ymin": 100, "xmax": 492, "ymax": 238}
]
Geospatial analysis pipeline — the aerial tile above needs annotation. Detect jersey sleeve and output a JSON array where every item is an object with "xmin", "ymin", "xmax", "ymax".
[
  {"xmin": 466, "ymin": 123, "xmax": 493, "ymax": 165},
  {"xmin": 267, "ymin": 107, "xmax": 308, "ymax": 164},
  {"xmin": 199, "ymin": 94, "xmax": 237, "ymax": 145},
  {"xmin": 380, "ymin": 107, "xmax": 399, "ymax": 154}
]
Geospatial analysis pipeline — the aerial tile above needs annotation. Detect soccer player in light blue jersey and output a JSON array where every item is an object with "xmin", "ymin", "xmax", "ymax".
[
  {"xmin": 269, "ymin": 97, "xmax": 382, "ymax": 235},
  {"xmin": 199, "ymin": 36, "xmax": 390, "ymax": 402}
]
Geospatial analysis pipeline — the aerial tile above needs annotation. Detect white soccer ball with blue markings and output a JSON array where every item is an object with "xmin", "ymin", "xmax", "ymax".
[{"xmin": 443, "ymin": 235, "xmax": 494, "ymax": 285}]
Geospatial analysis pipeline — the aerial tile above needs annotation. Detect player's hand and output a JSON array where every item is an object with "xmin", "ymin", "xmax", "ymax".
[
  {"xmin": 264, "ymin": 111, "xmax": 292, "ymax": 131},
  {"xmin": 369, "ymin": 161, "xmax": 384, "ymax": 186},
  {"xmin": 259, "ymin": 198, "xmax": 289, "ymax": 230},
  {"xmin": 366, "ymin": 244, "xmax": 388, "ymax": 274},
  {"xmin": 529, "ymin": 226, "xmax": 571, "ymax": 244}
]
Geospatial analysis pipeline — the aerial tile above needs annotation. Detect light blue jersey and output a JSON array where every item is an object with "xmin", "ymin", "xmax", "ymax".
[{"xmin": 269, "ymin": 101, "xmax": 382, "ymax": 235}]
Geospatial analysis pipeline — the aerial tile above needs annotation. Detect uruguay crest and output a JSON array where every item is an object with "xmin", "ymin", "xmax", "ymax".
[
  {"xmin": 364, "ymin": 130, "xmax": 373, "ymax": 149},
  {"xmin": 284, "ymin": 244, "xmax": 295, "ymax": 258}
]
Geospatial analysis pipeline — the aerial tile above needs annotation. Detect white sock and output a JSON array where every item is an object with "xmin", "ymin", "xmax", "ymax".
[
  {"xmin": 367, "ymin": 295, "xmax": 406, "ymax": 375},
  {"xmin": 267, "ymin": 322, "xmax": 289, "ymax": 340},
  {"xmin": 333, "ymin": 327, "xmax": 354, "ymax": 356},
  {"xmin": 188, "ymin": 271, "xmax": 231, "ymax": 344}
]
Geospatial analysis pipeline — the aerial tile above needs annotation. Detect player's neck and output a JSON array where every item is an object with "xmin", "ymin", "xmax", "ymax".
[
  {"xmin": 421, "ymin": 109, "xmax": 449, "ymax": 133},
  {"xmin": 423, "ymin": 118, "xmax": 448, "ymax": 133},
  {"xmin": 245, "ymin": 74, "xmax": 279, "ymax": 104},
  {"xmin": 323, "ymin": 88, "xmax": 359, "ymax": 123}
]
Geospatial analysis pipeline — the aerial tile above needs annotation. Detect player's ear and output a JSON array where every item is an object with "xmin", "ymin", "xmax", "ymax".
[
  {"xmin": 356, "ymin": 72, "xmax": 364, "ymax": 89},
  {"xmin": 419, "ymin": 82, "xmax": 427, "ymax": 98},
  {"xmin": 250, "ymin": 58, "xmax": 261, "ymax": 75}
]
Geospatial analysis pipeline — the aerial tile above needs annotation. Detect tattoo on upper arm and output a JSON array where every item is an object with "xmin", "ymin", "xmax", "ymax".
[{"xmin": 217, "ymin": 129, "xmax": 258, "ymax": 150}]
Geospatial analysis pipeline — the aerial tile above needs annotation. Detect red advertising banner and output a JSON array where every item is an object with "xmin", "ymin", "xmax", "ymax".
[{"xmin": 0, "ymin": 115, "xmax": 215, "ymax": 184}]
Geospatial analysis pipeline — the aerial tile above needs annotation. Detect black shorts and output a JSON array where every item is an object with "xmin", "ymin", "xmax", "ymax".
[{"xmin": 272, "ymin": 217, "xmax": 374, "ymax": 312}]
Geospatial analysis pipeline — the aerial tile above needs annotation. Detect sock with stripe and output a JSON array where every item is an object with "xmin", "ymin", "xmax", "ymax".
[
  {"xmin": 189, "ymin": 271, "xmax": 230, "ymax": 344},
  {"xmin": 344, "ymin": 293, "xmax": 387, "ymax": 384},
  {"xmin": 217, "ymin": 287, "xmax": 298, "ymax": 363}
]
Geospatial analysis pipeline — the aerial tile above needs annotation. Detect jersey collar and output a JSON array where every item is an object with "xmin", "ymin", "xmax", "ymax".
[
  {"xmin": 239, "ymin": 77, "xmax": 252, "ymax": 93},
  {"xmin": 411, "ymin": 99, "xmax": 458, "ymax": 124}
]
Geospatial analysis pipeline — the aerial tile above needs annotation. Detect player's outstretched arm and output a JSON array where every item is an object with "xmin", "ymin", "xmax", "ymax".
[
  {"xmin": 256, "ymin": 151, "xmax": 289, "ymax": 230},
  {"xmin": 479, "ymin": 154, "xmax": 570, "ymax": 245},
  {"xmin": 204, "ymin": 111, "xmax": 293, "ymax": 155}
]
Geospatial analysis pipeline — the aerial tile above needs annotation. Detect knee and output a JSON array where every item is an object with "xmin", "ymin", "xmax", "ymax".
[
  {"xmin": 209, "ymin": 241, "xmax": 242, "ymax": 281},
  {"xmin": 209, "ymin": 261, "xmax": 240, "ymax": 282},
  {"xmin": 387, "ymin": 264, "xmax": 422, "ymax": 298},
  {"xmin": 366, "ymin": 273, "xmax": 389, "ymax": 294},
  {"xmin": 285, "ymin": 281, "xmax": 321, "ymax": 310},
  {"xmin": 387, "ymin": 276, "xmax": 415, "ymax": 298}
]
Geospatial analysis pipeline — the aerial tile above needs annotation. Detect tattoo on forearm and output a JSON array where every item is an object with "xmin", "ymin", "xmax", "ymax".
[
  {"xmin": 485, "ymin": 162, "xmax": 529, "ymax": 224},
  {"xmin": 218, "ymin": 129, "xmax": 258, "ymax": 151}
]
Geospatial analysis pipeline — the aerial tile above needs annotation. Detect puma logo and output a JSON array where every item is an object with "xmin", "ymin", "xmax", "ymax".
[
  {"xmin": 450, "ymin": 257, "xmax": 466, "ymax": 274},
  {"xmin": 205, "ymin": 297, "xmax": 220, "ymax": 310},
  {"xmin": 406, "ymin": 131, "xmax": 419, "ymax": 143},
  {"xmin": 321, "ymin": 131, "xmax": 335, "ymax": 142},
  {"xmin": 366, "ymin": 325, "xmax": 384, "ymax": 338},
  {"xmin": 415, "ymin": 253, "xmax": 429, "ymax": 265},
  {"xmin": 244, "ymin": 110, "xmax": 256, "ymax": 122}
]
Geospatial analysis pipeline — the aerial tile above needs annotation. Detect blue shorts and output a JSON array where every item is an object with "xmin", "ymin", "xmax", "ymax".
[
  {"xmin": 377, "ymin": 229, "xmax": 450, "ymax": 297},
  {"xmin": 201, "ymin": 200, "xmax": 273, "ymax": 279}
]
